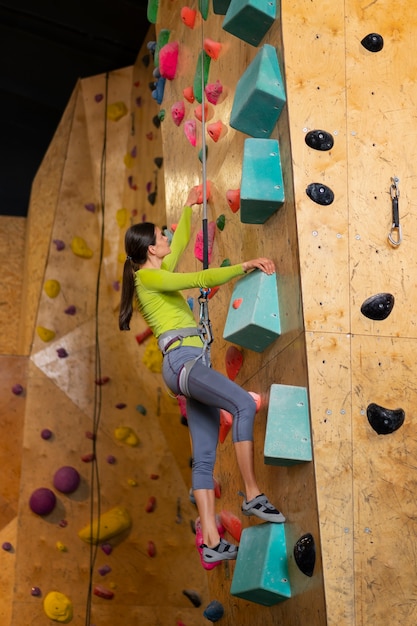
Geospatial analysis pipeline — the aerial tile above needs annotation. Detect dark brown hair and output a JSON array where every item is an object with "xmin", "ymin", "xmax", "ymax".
[{"xmin": 119, "ymin": 222, "xmax": 156, "ymax": 330}]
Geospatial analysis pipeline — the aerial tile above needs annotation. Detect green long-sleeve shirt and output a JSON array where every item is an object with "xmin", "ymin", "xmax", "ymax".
[{"xmin": 134, "ymin": 206, "xmax": 245, "ymax": 347}]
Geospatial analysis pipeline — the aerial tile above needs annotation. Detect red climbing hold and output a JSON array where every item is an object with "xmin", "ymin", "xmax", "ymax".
[
  {"xmin": 219, "ymin": 409, "xmax": 233, "ymax": 443},
  {"xmin": 159, "ymin": 41, "xmax": 179, "ymax": 80},
  {"xmin": 208, "ymin": 286, "xmax": 219, "ymax": 300},
  {"xmin": 93, "ymin": 584, "xmax": 114, "ymax": 599},
  {"xmin": 226, "ymin": 189, "xmax": 240, "ymax": 213},
  {"xmin": 248, "ymin": 391, "xmax": 262, "ymax": 412},
  {"xmin": 171, "ymin": 101, "xmax": 185, "ymax": 126},
  {"xmin": 183, "ymin": 86, "xmax": 195, "ymax": 103},
  {"xmin": 181, "ymin": 6, "xmax": 197, "ymax": 28},
  {"xmin": 225, "ymin": 345, "xmax": 243, "ymax": 380},
  {"xmin": 205, "ymin": 80, "xmax": 223, "ymax": 105},
  {"xmin": 207, "ymin": 120, "xmax": 225, "ymax": 142},
  {"xmin": 135, "ymin": 327, "xmax": 153, "ymax": 344},
  {"xmin": 146, "ymin": 496, "xmax": 157, "ymax": 513},
  {"xmin": 147, "ymin": 540, "xmax": 157, "ymax": 557},
  {"xmin": 203, "ymin": 38, "xmax": 222, "ymax": 60},
  {"xmin": 233, "ymin": 298, "xmax": 243, "ymax": 309},
  {"xmin": 220, "ymin": 509, "xmax": 242, "ymax": 542}
]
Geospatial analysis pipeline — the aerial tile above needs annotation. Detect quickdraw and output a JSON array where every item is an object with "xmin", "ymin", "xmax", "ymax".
[{"xmin": 388, "ymin": 176, "xmax": 402, "ymax": 247}]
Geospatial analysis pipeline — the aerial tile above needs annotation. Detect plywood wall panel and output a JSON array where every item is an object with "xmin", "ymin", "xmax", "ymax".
[{"xmin": 0, "ymin": 217, "xmax": 26, "ymax": 355}]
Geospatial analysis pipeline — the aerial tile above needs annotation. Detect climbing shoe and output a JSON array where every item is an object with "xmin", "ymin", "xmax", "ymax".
[
  {"xmin": 201, "ymin": 538, "xmax": 238, "ymax": 563},
  {"xmin": 241, "ymin": 493, "xmax": 286, "ymax": 523}
]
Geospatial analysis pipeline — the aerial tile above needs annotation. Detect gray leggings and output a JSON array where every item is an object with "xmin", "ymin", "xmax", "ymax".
[{"xmin": 162, "ymin": 346, "xmax": 256, "ymax": 490}]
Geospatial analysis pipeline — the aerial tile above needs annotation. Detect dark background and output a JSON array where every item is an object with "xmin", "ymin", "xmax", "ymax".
[{"xmin": 0, "ymin": 0, "xmax": 150, "ymax": 217}]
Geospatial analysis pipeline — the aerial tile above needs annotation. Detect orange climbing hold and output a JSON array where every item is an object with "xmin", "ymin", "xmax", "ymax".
[
  {"xmin": 220, "ymin": 509, "xmax": 242, "ymax": 542},
  {"xmin": 183, "ymin": 86, "xmax": 195, "ymax": 103},
  {"xmin": 248, "ymin": 391, "xmax": 262, "ymax": 412},
  {"xmin": 207, "ymin": 120, "xmax": 226, "ymax": 142},
  {"xmin": 233, "ymin": 298, "xmax": 243, "ymax": 309},
  {"xmin": 208, "ymin": 286, "xmax": 219, "ymax": 299},
  {"xmin": 219, "ymin": 409, "xmax": 233, "ymax": 443},
  {"xmin": 226, "ymin": 188, "xmax": 241, "ymax": 213},
  {"xmin": 190, "ymin": 180, "xmax": 211, "ymax": 204},
  {"xmin": 181, "ymin": 6, "xmax": 197, "ymax": 28},
  {"xmin": 225, "ymin": 345, "xmax": 243, "ymax": 380},
  {"xmin": 203, "ymin": 38, "xmax": 222, "ymax": 60},
  {"xmin": 194, "ymin": 102, "xmax": 212, "ymax": 122}
]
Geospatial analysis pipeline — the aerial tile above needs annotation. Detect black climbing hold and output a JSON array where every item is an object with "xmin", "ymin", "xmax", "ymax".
[
  {"xmin": 361, "ymin": 33, "xmax": 384, "ymax": 53},
  {"xmin": 142, "ymin": 54, "xmax": 150, "ymax": 67},
  {"xmin": 154, "ymin": 157, "xmax": 163, "ymax": 169},
  {"xmin": 367, "ymin": 403, "xmax": 405, "ymax": 435},
  {"xmin": 182, "ymin": 588, "xmax": 202, "ymax": 607},
  {"xmin": 148, "ymin": 81, "xmax": 156, "ymax": 92},
  {"xmin": 360, "ymin": 293, "xmax": 395, "ymax": 321},
  {"xmin": 306, "ymin": 183, "xmax": 334, "ymax": 205},
  {"xmin": 152, "ymin": 115, "xmax": 161, "ymax": 129},
  {"xmin": 294, "ymin": 533, "xmax": 315, "ymax": 577},
  {"xmin": 305, "ymin": 130, "xmax": 334, "ymax": 151},
  {"xmin": 148, "ymin": 192, "xmax": 157, "ymax": 205}
]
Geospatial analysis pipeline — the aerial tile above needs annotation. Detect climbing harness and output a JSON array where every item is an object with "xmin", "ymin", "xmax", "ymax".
[{"xmin": 388, "ymin": 176, "xmax": 402, "ymax": 247}]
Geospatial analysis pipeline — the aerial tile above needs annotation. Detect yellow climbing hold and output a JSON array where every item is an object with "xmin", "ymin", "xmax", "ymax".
[
  {"xmin": 36, "ymin": 326, "xmax": 56, "ymax": 342},
  {"xmin": 127, "ymin": 478, "xmax": 138, "ymax": 487},
  {"xmin": 143, "ymin": 335, "xmax": 163, "ymax": 373},
  {"xmin": 56, "ymin": 541, "xmax": 67, "ymax": 552},
  {"xmin": 43, "ymin": 591, "xmax": 73, "ymax": 623},
  {"xmin": 116, "ymin": 208, "xmax": 127, "ymax": 228},
  {"xmin": 124, "ymin": 152, "xmax": 134, "ymax": 168},
  {"xmin": 107, "ymin": 101, "xmax": 128, "ymax": 121},
  {"xmin": 118, "ymin": 252, "xmax": 126, "ymax": 263},
  {"xmin": 114, "ymin": 426, "xmax": 140, "ymax": 447},
  {"xmin": 78, "ymin": 506, "xmax": 132, "ymax": 544},
  {"xmin": 44, "ymin": 279, "xmax": 61, "ymax": 298},
  {"xmin": 70, "ymin": 237, "xmax": 93, "ymax": 259}
]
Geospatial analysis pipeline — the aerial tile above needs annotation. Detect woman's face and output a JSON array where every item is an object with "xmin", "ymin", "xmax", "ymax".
[{"xmin": 151, "ymin": 227, "xmax": 171, "ymax": 259}]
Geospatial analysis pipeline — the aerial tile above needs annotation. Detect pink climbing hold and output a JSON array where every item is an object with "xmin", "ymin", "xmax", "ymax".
[
  {"xmin": 159, "ymin": 41, "xmax": 179, "ymax": 80},
  {"xmin": 203, "ymin": 38, "xmax": 222, "ymax": 60},
  {"xmin": 226, "ymin": 188, "xmax": 241, "ymax": 213},
  {"xmin": 183, "ymin": 86, "xmax": 195, "ymax": 103},
  {"xmin": 207, "ymin": 120, "xmax": 225, "ymax": 142},
  {"xmin": 194, "ymin": 222, "xmax": 216, "ymax": 264},
  {"xmin": 181, "ymin": 6, "xmax": 197, "ymax": 28},
  {"xmin": 194, "ymin": 103, "xmax": 212, "ymax": 122},
  {"xmin": 171, "ymin": 101, "xmax": 185, "ymax": 126},
  {"xmin": 147, "ymin": 540, "xmax": 157, "ymax": 557},
  {"xmin": 184, "ymin": 120, "xmax": 197, "ymax": 146},
  {"xmin": 233, "ymin": 298, "xmax": 243, "ymax": 309},
  {"xmin": 205, "ymin": 80, "xmax": 223, "ymax": 105}
]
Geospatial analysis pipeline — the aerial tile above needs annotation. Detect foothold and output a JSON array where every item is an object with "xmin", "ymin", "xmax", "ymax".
[
  {"xmin": 171, "ymin": 101, "xmax": 185, "ymax": 126},
  {"xmin": 147, "ymin": 0, "xmax": 160, "ymax": 23},
  {"xmin": 219, "ymin": 509, "xmax": 242, "ymax": 541},
  {"xmin": 205, "ymin": 80, "xmax": 223, "ymax": 104},
  {"xmin": 107, "ymin": 102, "xmax": 128, "ymax": 121},
  {"xmin": 367, "ymin": 403, "xmax": 405, "ymax": 435},
  {"xmin": 136, "ymin": 404, "xmax": 147, "ymax": 415},
  {"xmin": 58, "ymin": 519, "xmax": 68, "ymax": 528},
  {"xmin": 152, "ymin": 76, "xmax": 166, "ymax": 105},
  {"xmin": 64, "ymin": 305, "xmax": 76, "ymax": 315},
  {"xmin": 29, "ymin": 488, "xmax": 57, "ymax": 516},
  {"xmin": 219, "ymin": 409, "xmax": 233, "ymax": 443},
  {"xmin": 84, "ymin": 202, "xmax": 96, "ymax": 212},
  {"xmin": 360, "ymin": 293, "xmax": 394, "ymax": 321},
  {"xmin": 194, "ymin": 222, "xmax": 216, "ymax": 264},
  {"xmin": 114, "ymin": 426, "xmax": 140, "ymax": 447},
  {"xmin": 226, "ymin": 188, "xmax": 240, "ymax": 213},
  {"xmin": 207, "ymin": 120, "xmax": 226, "ymax": 142},
  {"xmin": 199, "ymin": 145, "xmax": 209, "ymax": 163},
  {"xmin": 95, "ymin": 376, "xmax": 110, "ymax": 385},
  {"xmin": 98, "ymin": 564, "xmax": 112, "ymax": 576},
  {"xmin": 115, "ymin": 402, "xmax": 127, "ymax": 409},
  {"xmin": 94, "ymin": 93, "xmax": 103, "ymax": 103},
  {"xmin": 44, "ymin": 279, "xmax": 61, "ymax": 298},
  {"xmin": 147, "ymin": 540, "xmax": 157, "ymax": 557},
  {"xmin": 183, "ymin": 589, "xmax": 202, "ymax": 608},
  {"xmin": 43, "ymin": 591, "xmax": 73, "ymax": 622},
  {"xmin": 2, "ymin": 541, "xmax": 12, "ymax": 551},
  {"xmin": 193, "ymin": 50, "xmax": 211, "ymax": 103},
  {"xmin": 56, "ymin": 541, "xmax": 67, "ymax": 552},
  {"xmin": 225, "ymin": 345, "xmax": 243, "ymax": 380},
  {"xmin": 116, "ymin": 208, "xmax": 127, "ymax": 228},
  {"xmin": 232, "ymin": 298, "xmax": 243, "ymax": 309},
  {"xmin": 31, "ymin": 586, "xmax": 41, "ymax": 596},
  {"xmin": 107, "ymin": 455, "xmax": 116, "ymax": 464},
  {"xmin": 81, "ymin": 453, "xmax": 95, "ymax": 463},
  {"xmin": 294, "ymin": 533, "xmax": 316, "ymax": 577},
  {"xmin": 56, "ymin": 348, "xmax": 68, "ymax": 358},
  {"xmin": 181, "ymin": 6, "xmax": 197, "ymax": 28},
  {"xmin": 128, "ymin": 175, "xmax": 137, "ymax": 190},
  {"xmin": 152, "ymin": 114, "xmax": 161, "ymax": 128},
  {"xmin": 145, "ymin": 496, "xmax": 157, "ymax": 513},
  {"xmin": 183, "ymin": 86, "xmax": 195, "ymax": 103},
  {"xmin": 203, "ymin": 38, "xmax": 222, "ymax": 60},
  {"xmin": 53, "ymin": 466, "xmax": 81, "ymax": 494},
  {"xmin": 306, "ymin": 183, "xmax": 334, "ymax": 205},
  {"xmin": 194, "ymin": 102, "xmax": 212, "ymax": 122},
  {"xmin": 305, "ymin": 129, "xmax": 334, "ymax": 151},
  {"xmin": 12, "ymin": 383, "xmax": 24, "ymax": 396},
  {"xmin": 203, "ymin": 600, "xmax": 224, "ymax": 622},
  {"xmin": 216, "ymin": 214, "xmax": 226, "ymax": 230},
  {"xmin": 361, "ymin": 32, "xmax": 384, "ymax": 52},
  {"xmin": 53, "ymin": 239, "xmax": 65, "ymax": 251},
  {"xmin": 223, "ymin": 0, "xmax": 276, "ymax": 47},
  {"xmin": 159, "ymin": 41, "xmax": 179, "ymax": 80},
  {"xmin": 154, "ymin": 156, "xmax": 163, "ymax": 168},
  {"xmin": 93, "ymin": 584, "xmax": 114, "ymax": 600},
  {"xmin": 101, "ymin": 543, "xmax": 113, "ymax": 555},
  {"xmin": 71, "ymin": 236, "xmax": 93, "ymax": 258},
  {"xmin": 41, "ymin": 428, "xmax": 53, "ymax": 440},
  {"xmin": 184, "ymin": 119, "xmax": 197, "ymax": 146},
  {"xmin": 36, "ymin": 326, "xmax": 56, "ymax": 342},
  {"xmin": 78, "ymin": 506, "xmax": 132, "ymax": 544}
]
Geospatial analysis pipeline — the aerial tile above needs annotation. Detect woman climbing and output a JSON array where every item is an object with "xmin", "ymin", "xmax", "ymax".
[{"xmin": 119, "ymin": 188, "xmax": 285, "ymax": 564}]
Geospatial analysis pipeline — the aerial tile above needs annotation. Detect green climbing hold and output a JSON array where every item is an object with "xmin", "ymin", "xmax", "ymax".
[
  {"xmin": 221, "ymin": 258, "xmax": 231, "ymax": 267},
  {"xmin": 193, "ymin": 50, "xmax": 211, "ymax": 104},
  {"xmin": 198, "ymin": 146, "xmax": 209, "ymax": 163},
  {"xmin": 198, "ymin": 0, "xmax": 210, "ymax": 20},
  {"xmin": 154, "ymin": 29, "xmax": 170, "ymax": 68},
  {"xmin": 216, "ymin": 214, "xmax": 226, "ymax": 231},
  {"xmin": 147, "ymin": 0, "xmax": 159, "ymax": 24}
]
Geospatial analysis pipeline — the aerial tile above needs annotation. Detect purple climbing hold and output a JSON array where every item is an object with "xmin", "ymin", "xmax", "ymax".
[
  {"xmin": 95, "ymin": 94, "xmax": 104, "ymax": 103},
  {"xmin": 101, "ymin": 543, "xmax": 113, "ymax": 555},
  {"xmin": 56, "ymin": 348, "xmax": 68, "ymax": 358},
  {"xmin": 84, "ymin": 203, "xmax": 96, "ymax": 212},
  {"xmin": 53, "ymin": 466, "xmax": 81, "ymax": 494},
  {"xmin": 2, "ymin": 542, "xmax": 12, "ymax": 551},
  {"xmin": 41, "ymin": 428, "xmax": 53, "ymax": 440},
  {"xmin": 53, "ymin": 239, "xmax": 65, "ymax": 251},
  {"xmin": 31, "ymin": 586, "xmax": 42, "ymax": 597},
  {"xmin": 12, "ymin": 384, "xmax": 24, "ymax": 396},
  {"xmin": 64, "ymin": 305, "xmax": 76, "ymax": 315},
  {"xmin": 107, "ymin": 455, "xmax": 116, "ymax": 464},
  {"xmin": 29, "ymin": 488, "xmax": 57, "ymax": 516},
  {"xmin": 98, "ymin": 564, "xmax": 112, "ymax": 576},
  {"xmin": 115, "ymin": 403, "xmax": 127, "ymax": 409}
]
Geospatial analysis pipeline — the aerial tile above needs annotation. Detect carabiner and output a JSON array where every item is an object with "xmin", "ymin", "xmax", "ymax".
[{"xmin": 388, "ymin": 177, "xmax": 402, "ymax": 247}]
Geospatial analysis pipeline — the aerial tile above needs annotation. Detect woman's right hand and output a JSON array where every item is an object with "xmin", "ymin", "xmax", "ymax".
[{"xmin": 242, "ymin": 258, "xmax": 276, "ymax": 275}]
